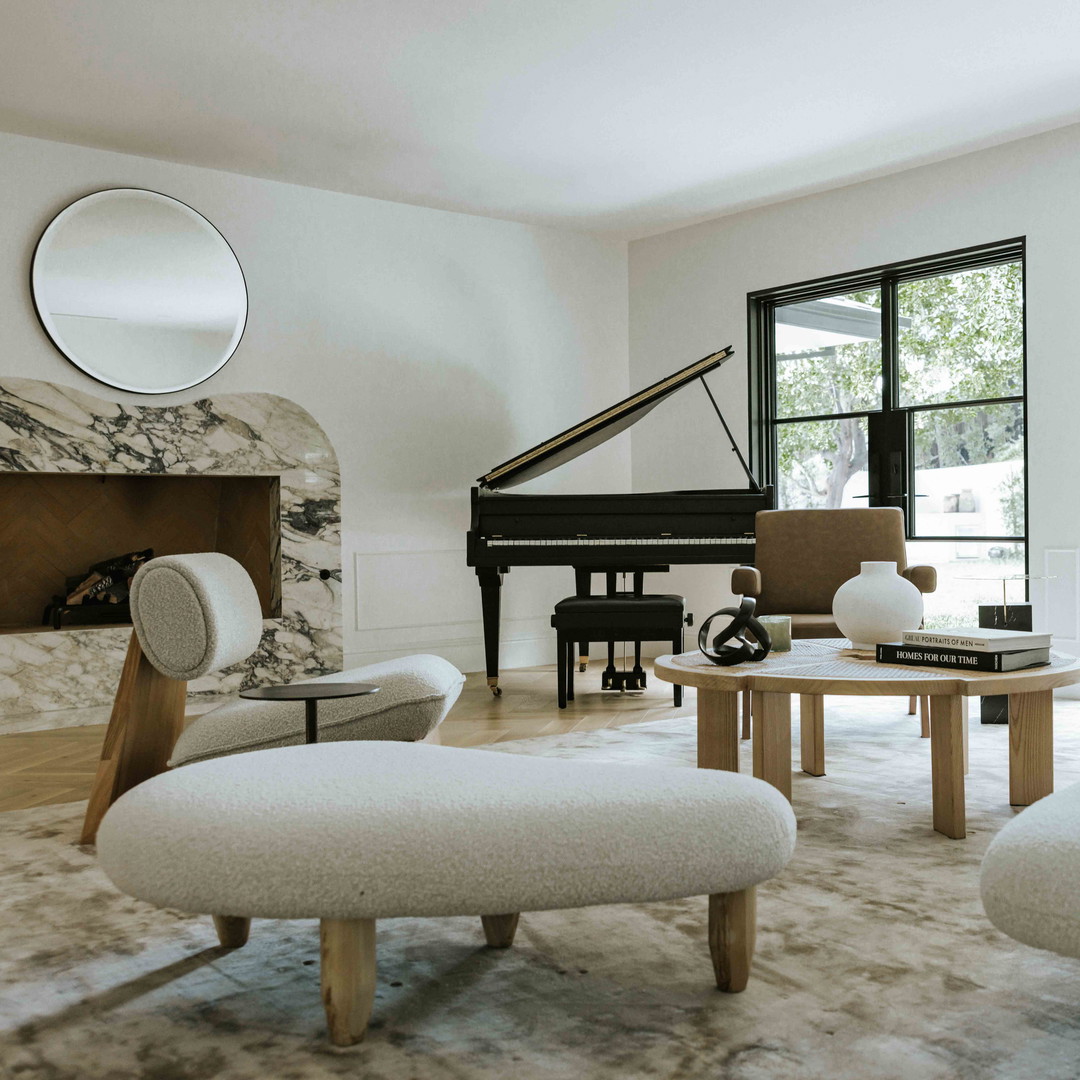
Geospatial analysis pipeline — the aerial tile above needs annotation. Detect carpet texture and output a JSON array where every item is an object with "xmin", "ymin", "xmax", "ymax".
[{"xmin": 3, "ymin": 697, "xmax": 1080, "ymax": 1080}]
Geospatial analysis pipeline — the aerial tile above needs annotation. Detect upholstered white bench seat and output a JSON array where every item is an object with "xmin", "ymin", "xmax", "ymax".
[
  {"xmin": 98, "ymin": 741, "xmax": 796, "ymax": 1044},
  {"xmin": 103, "ymin": 741, "xmax": 795, "ymax": 919},
  {"xmin": 169, "ymin": 655, "xmax": 464, "ymax": 766},
  {"xmin": 981, "ymin": 781, "xmax": 1080, "ymax": 959}
]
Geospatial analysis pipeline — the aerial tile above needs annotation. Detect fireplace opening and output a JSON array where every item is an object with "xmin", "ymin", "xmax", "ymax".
[{"xmin": 0, "ymin": 473, "xmax": 281, "ymax": 633}]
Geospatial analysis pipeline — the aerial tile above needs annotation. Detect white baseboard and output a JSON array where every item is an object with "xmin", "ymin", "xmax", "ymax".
[{"xmin": 344, "ymin": 627, "xmax": 555, "ymax": 675}]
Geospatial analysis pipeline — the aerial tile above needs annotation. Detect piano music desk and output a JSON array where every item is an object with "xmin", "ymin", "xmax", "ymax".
[{"xmin": 654, "ymin": 640, "xmax": 1080, "ymax": 840}]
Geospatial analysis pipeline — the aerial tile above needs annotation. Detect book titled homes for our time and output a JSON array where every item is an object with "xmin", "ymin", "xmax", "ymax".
[{"xmin": 876, "ymin": 627, "xmax": 1053, "ymax": 672}]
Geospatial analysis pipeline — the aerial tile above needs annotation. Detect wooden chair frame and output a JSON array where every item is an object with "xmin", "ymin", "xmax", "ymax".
[{"xmin": 80, "ymin": 630, "xmax": 187, "ymax": 845}]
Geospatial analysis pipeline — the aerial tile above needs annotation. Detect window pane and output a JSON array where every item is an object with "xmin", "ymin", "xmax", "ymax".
[
  {"xmin": 906, "ymin": 541, "xmax": 1025, "ymax": 629},
  {"xmin": 774, "ymin": 290, "xmax": 881, "ymax": 418},
  {"xmin": 776, "ymin": 417, "xmax": 869, "ymax": 509},
  {"xmin": 912, "ymin": 402, "xmax": 1024, "ymax": 538},
  {"xmin": 899, "ymin": 262, "xmax": 1023, "ymax": 407}
]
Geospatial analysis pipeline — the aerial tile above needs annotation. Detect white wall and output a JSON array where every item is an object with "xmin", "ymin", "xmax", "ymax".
[
  {"xmin": 629, "ymin": 122, "xmax": 1080, "ymax": 655},
  {"xmin": 0, "ymin": 131, "xmax": 630, "ymax": 674}
]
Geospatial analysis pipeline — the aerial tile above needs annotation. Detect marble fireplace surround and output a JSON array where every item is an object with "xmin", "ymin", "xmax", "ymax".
[{"xmin": 0, "ymin": 378, "xmax": 341, "ymax": 731}]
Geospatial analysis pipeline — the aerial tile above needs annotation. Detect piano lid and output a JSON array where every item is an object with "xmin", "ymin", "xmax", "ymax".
[{"xmin": 478, "ymin": 347, "xmax": 734, "ymax": 490}]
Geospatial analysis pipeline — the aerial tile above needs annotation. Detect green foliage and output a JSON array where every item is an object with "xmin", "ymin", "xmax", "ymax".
[
  {"xmin": 775, "ymin": 263, "xmax": 1023, "ymax": 510},
  {"xmin": 912, "ymin": 402, "xmax": 1023, "ymax": 471},
  {"xmin": 898, "ymin": 263, "xmax": 1023, "ymax": 405}
]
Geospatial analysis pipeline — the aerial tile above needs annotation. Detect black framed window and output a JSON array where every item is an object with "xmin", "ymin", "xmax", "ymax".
[{"xmin": 748, "ymin": 239, "xmax": 1026, "ymax": 627}]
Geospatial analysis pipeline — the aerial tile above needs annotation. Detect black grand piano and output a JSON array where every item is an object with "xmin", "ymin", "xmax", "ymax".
[{"xmin": 467, "ymin": 347, "xmax": 774, "ymax": 694}]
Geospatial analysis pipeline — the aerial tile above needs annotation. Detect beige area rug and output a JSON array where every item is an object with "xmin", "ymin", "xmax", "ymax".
[{"xmin": 3, "ymin": 698, "xmax": 1080, "ymax": 1080}]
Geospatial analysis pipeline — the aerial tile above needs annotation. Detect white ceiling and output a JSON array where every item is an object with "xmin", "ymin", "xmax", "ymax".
[{"xmin": 3, "ymin": 0, "xmax": 1080, "ymax": 239}]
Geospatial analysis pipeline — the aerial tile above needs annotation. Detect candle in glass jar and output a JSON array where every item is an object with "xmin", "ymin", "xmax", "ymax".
[{"xmin": 757, "ymin": 615, "xmax": 792, "ymax": 652}]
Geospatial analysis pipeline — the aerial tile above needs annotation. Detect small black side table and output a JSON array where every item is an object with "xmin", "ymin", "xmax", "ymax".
[
  {"xmin": 978, "ymin": 602, "xmax": 1032, "ymax": 724},
  {"xmin": 239, "ymin": 683, "xmax": 380, "ymax": 744}
]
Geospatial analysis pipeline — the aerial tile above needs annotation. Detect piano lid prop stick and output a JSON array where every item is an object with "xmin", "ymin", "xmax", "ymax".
[{"xmin": 698, "ymin": 375, "xmax": 763, "ymax": 494}]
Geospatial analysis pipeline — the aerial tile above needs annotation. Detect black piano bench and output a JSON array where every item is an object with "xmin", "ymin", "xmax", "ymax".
[{"xmin": 550, "ymin": 593, "xmax": 686, "ymax": 710}]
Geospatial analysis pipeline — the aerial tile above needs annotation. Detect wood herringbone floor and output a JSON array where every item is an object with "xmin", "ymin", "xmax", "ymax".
[{"xmin": 0, "ymin": 662, "xmax": 693, "ymax": 813}]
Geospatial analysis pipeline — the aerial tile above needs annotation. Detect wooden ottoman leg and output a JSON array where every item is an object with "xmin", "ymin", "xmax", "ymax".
[
  {"xmin": 697, "ymin": 689, "xmax": 739, "ymax": 772},
  {"xmin": 321, "ymin": 918, "xmax": 376, "ymax": 1046},
  {"xmin": 741, "ymin": 691, "xmax": 751, "ymax": 740},
  {"xmin": 1009, "ymin": 690, "xmax": 1054, "ymax": 807},
  {"xmin": 919, "ymin": 696, "xmax": 931, "ymax": 738},
  {"xmin": 481, "ymin": 913, "xmax": 520, "ymax": 947},
  {"xmin": 709, "ymin": 887, "xmax": 756, "ymax": 992},
  {"xmin": 213, "ymin": 916, "xmax": 251, "ymax": 948},
  {"xmin": 752, "ymin": 691, "xmax": 792, "ymax": 801},
  {"xmin": 908, "ymin": 695, "xmax": 917, "ymax": 715},
  {"xmin": 930, "ymin": 695, "xmax": 965, "ymax": 839},
  {"xmin": 799, "ymin": 694, "xmax": 825, "ymax": 777}
]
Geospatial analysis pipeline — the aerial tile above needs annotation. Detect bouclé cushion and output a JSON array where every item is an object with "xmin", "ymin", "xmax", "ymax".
[{"xmin": 169, "ymin": 654, "xmax": 464, "ymax": 766}]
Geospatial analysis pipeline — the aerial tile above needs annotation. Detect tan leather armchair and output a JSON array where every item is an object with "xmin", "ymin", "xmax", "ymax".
[
  {"xmin": 732, "ymin": 507, "xmax": 936, "ymax": 639},
  {"xmin": 732, "ymin": 507, "xmax": 938, "ymax": 753}
]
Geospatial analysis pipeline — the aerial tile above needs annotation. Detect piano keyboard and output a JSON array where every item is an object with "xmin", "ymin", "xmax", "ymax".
[{"xmin": 485, "ymin": 536, "xmax": 755, "ymax": 546}]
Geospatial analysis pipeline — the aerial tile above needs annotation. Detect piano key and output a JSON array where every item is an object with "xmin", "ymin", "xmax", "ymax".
[{"xmin": 483, "ymin": 536, "xmax": 756, "ymax": 546}]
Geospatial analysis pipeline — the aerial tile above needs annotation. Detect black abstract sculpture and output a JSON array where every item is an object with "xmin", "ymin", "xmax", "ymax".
[{"xmin": 697, "ymin": 596, "xmax": 772, "ymax": 666}]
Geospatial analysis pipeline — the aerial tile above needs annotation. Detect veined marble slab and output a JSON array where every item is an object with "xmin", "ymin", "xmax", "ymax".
[{"xmin": 0, "ymin": 378, "xmax": 341, "ymax": 725}]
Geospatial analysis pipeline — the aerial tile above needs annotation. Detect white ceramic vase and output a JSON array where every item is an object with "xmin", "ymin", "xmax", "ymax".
[{"xmin": 832, "ymin": 561, "xmax": 923, "ymax": 649}]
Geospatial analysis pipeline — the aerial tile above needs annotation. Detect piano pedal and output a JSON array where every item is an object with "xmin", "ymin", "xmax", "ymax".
[{"xmin": 604, "ymin": 670, "xmax": 646, "ymax": 692}]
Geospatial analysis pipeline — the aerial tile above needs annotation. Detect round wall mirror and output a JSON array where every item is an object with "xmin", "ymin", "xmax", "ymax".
[{"xmin": 31, "ymin": 189, "xmax": 248, "ymax": 394}]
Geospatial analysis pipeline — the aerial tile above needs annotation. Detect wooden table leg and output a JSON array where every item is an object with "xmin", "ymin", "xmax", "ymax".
[
  {"xmin": 961, "ymin": 697, "xmax": 969, "ymax": 776},
  {"xmin": 1009, "ymin": 690, "xmax": 1053, "ymax": 807},
  {"xmin": 799, "ymin": 694, "xmax": 825, "ymax": 777},
  {"xmin": 752, "ymin": 691, "xmax": 792, "ymax": 801},
  {"xmin": 930, "ymin": 695, "xmax": 965, "ymax": 839},
  {"xmin": 697, "ymin": 689, "xmax": 739, "ymax": 771}
]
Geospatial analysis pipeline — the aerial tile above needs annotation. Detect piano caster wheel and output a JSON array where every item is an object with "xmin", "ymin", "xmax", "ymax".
[
  {"xmin": 578, "ymin": 664, "xmax": 587, "ymax": 673},
  {"xmin": 491, "ymin": 685, "xmax": 502, "ymax": 697}
]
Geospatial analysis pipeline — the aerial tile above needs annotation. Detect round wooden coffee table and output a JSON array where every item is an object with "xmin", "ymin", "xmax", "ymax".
[{"xmin": 654, "ymin": 639, "xmax": 1080, "ymax": 839}]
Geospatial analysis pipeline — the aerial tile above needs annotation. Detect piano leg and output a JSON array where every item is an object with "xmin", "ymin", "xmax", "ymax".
[{"xmin": 477, "ymin": 566, "xmax": 505, "ymax": 696}]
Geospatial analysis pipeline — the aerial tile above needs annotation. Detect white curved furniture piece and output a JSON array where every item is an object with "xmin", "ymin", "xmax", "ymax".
[
  {"xmin": 130, "ymin": 552, "xmax": 264, "ymax": 681},
  {"xmin": 981, "ymin": 781, "xmax": 1080, "ymax": 959},
  {"xmin": 81, "ymin": 553, "xmax": 464, "ymax": 843},
  {"xmin": 170, "ymin": 654, "xmax": 464, "ymax": 766},
  {"xmin": 98, "ymin": 741, "xmax": 798, "ymax": 1045}
]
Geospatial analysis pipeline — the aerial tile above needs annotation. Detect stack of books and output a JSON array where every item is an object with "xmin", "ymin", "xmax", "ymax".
[{"xmin": 876, "ymin": 628, "xmax": 1052, "ymax": 672}]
